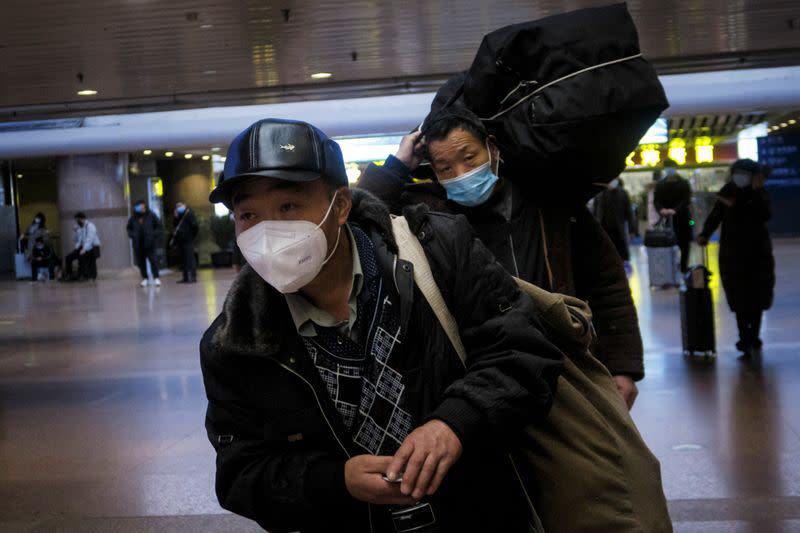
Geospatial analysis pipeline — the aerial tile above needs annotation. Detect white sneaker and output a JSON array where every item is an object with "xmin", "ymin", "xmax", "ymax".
[
  {"xmin": 153, "ymin": 278, "xmax": 161, "ymax": 287},
  {"xmin": 140, "ymin": 279, "xmax": 149, "ymax": 287}
]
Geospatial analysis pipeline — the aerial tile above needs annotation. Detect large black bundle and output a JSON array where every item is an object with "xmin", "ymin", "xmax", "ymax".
[{"xmin": 426, "ymin": 3, "xmax": 668, "ymax": 202}]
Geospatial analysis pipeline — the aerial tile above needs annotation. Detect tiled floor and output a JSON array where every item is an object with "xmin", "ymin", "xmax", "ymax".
[{"xmin": 1, "ymin": 241, "xmax": 799, "ymax": 532}]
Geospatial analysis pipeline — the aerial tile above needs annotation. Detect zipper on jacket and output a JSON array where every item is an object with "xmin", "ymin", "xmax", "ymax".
[
  {"xmin": 277, "ymin": 362, "xmax": 377, "ymax": 532},
  {"xmin": 275, "ymin": 362, "xmax": 351, "ymax": 459},
  {"xmin": 508, "ymin": 234, "xmax": 521, "ymax": 277}
]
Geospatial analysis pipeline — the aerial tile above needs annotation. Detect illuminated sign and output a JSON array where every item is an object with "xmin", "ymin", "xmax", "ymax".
[
  {"xmin": 625, "ymin": 151, "xmax": 636, "ymax": 166},
  {"xmin": 640, "ymin": 145, "xmax": 661, "ymax": 167},
  {"xmin": 668, "ymin": 138, "xmax": 687, "ymax": 165},
  {"xmin": 695, "ymin": 136, "xmax": 715, "ymax": 163},
  {"xmin": 152, "ymin": 177, "xmax": 163, "ymax": 197}
]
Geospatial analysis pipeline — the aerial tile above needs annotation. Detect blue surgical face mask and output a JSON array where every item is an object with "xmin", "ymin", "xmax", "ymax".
[
  {"xmin": 134, "ymin": 205, "xmax": 145, "ymax": 214},
  {"xmin": 732, "ymin": 172, "xmax": 752, "ymax": 188},
  {"xmin": 663, "ymin": 167, "xmax": 677, "ymax": 178},
  {"xmin": 176, "ymin": 206, "xmax": 186, "ymax": 215},
  {"xmin": 439, "ymin": 144, "xmax": 500, "ymax": 207}
]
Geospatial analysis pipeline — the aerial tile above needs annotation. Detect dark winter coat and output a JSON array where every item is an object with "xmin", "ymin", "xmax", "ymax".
[
  {"xmin": 592, "ymin": 186, "xmax": 635, "ymax": 261},
  {"xmin": 653, "ymin": 174, "xmax": 693, "ymax": 243},
  {"xmin": 200, "ymin": 190, "xmax": 564, "ymax": 533},
  {"xmin": 126, "ymin": 210, "xmax": 163, "ymax": 251},
  {"xmin": 172, "ymin": 209, "xmax": 199, "ymax": 245},
  {"xmin": 358, "ymin": 156, "xmax": 644, "ymax": 380},
  {"xmin": 700, "ymin": 183, "xmax": 775, "ymax": 313}
]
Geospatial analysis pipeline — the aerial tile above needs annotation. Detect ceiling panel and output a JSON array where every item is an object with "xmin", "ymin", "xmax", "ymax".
[{"xmin": 1, "ymin": 0, "xmax": 799, "ymax": 120}]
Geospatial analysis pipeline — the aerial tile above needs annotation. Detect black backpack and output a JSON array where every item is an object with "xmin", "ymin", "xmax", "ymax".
[{"xmin": 426, "ymin": 3, "xmax": 668, "ymax": 203}]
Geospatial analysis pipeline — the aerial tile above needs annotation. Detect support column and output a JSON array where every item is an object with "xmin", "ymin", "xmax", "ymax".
[{"xmin": 56, "ymin": 153, "xmax": 131, "ymax": 270}]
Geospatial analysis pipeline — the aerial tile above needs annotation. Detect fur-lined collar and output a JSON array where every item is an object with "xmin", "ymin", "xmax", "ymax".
[{"xmin": 206, "ymin": 189, "xmax": 399, "ymax": 358}]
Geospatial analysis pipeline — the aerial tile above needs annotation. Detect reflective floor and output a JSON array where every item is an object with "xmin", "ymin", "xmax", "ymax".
[{"xmin": 1, "ymin": 241, "xmax": 800, "ymax": 532}]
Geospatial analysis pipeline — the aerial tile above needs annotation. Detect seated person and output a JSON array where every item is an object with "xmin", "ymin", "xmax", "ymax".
[
  {"xmin": 63, "ymin": 212, "xmax": 101, "ymax": 281},
  {"xmin": 30, "ymin": 237, "xmax": 55, "ymax": 281}
]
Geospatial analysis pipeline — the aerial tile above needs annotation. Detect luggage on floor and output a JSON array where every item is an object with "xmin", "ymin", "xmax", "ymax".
[
  {"xmin": 647, "ymin": 245, "xmax": 680, "ymax": 288},
  {"xmin": 646, "ymin": 217, "xmax": 680, "ymax": 288},
  {"xmin": 680, "ymin": 248, "xmax": 716, "ymax": 357},
  {"xmin": 14, "ymin": 242, "xmax": 31, "ymax": 280}
]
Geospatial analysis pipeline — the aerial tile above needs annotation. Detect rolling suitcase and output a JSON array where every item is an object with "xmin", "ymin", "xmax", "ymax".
[
  {"xmin": 645, "ymin": 217, "xmax": 680, "ymax": 288},
  {"xmin": 14, "ymin": 242, "xmax": 32, "ymax": 280},
  {"xmin": 680, "ymin": 248, "xmax": 716, "ymax": 357}
]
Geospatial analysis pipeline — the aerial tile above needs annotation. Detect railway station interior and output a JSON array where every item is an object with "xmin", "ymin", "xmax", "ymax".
[{"xmin": 2, "ymin": 1, "xmax": 800, "ymax": 532}]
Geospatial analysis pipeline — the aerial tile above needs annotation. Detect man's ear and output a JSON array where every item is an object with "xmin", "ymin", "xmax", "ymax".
[
  {"xmin": 487, "ymin": 135, "xmax": 502, "ymax": 167},
  {"xmin": 333, "ymin": 187, "xmax": 352, "ymax": 225}
]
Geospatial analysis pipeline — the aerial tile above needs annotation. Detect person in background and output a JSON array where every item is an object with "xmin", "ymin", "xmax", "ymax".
[
  {"xmin": 63, "ymin": 212, "xmax": 101, "ymax": 281},
  {"xmin": 30, "ymin": 236, "xmax": 55, "ymax": 282},
  {"xmin": 359, "ymin": 109, "xmax": 644, "ymax": 409},
  {"xmin": 592, "ymin": 176, "xmax": 637, "ymax": 271},
  {"xmin": 698, "ymin": 159, "xmax": 775, "ymax": 358},
  {"xmin": 654, "ymin": 159, "xmax": 693, "ymax": 272},
  {"xmin": 126, "ymin": 200, "xmax": 163, "ymax": 287},
  {"xmin": 171, "ymin": 202, "xmax": 199, "ymax": 283},
  {"xmin": 20, "ymin": 212, "xmax": 50, "ymax": 262}
]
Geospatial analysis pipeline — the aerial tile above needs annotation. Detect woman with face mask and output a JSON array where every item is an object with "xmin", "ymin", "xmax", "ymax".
[
  {"xmin": 20, "ymin": 211, "xmax": 50, "ymax": 262},
  {"xmin": 697, "ymin": 159, "xmax": 775, "ymax": 358}
]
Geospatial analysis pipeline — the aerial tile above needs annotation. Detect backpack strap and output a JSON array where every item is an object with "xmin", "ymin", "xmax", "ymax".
[{"xmin": 390, "ymin": 215, "xmax": 467, "ymax": 366}]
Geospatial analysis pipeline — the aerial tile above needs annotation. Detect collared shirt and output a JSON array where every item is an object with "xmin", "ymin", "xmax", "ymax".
[{"xmin": 284, "ymin": 224, "xmax": 363, "ymax": 339}]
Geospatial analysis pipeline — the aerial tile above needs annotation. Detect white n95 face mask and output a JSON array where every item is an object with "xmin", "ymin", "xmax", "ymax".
[{"xmin": 236, "ymin": 193, "xmax": 341, "ymax": 293}]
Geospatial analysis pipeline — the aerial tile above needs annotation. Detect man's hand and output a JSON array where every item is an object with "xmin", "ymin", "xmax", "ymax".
[
  {"xmin": 696, "ymin": 235, "xmax": 709, "ymax": 246},
  {"xmin": 79, "ymin": 249, "xmax": 86, "ymax": 255},
  {"xmin": 344, "ymin": 455, "xmax": 416, "ymax": 505},
  {"xmin": 659, "ymin": 208, "xmax": 676, "ymax": 217},
  {"xmin": 387, "ymin": 419, "xmax": 463, "ymax": 500},
  {"xmin": 394, "ymin": 131, "xmax": 424, "ymax": 171},
  {"xmin": 613, "ymin": 375, "xmax": 638, "ymax": 410}
]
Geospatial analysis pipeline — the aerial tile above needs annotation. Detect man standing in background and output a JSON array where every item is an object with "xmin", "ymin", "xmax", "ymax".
[
  {"xmin": 171, "ymin": 202, "xmax": 199, "ymax": 283},
  {"xmin": 654, "ymin": 159, "xmax": 693, "ymax": 272},
  {"xmin": 127, "ymin": 200, "xmax": 163, "ymax": 287}
]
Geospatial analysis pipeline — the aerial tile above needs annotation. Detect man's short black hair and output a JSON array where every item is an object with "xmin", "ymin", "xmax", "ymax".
[
  {"xmin": 421, "ymin": 107, "xmax": 489, "ymax": 148},
  {"xmin": 663, "ymin": 159, "xmax": 679, "ymax": 169},
  {"xmin": 34, "ymin": 236, "xmax": 45, "ymax": 244},
  {"xmin": 74, "ymin": 212, "xmax": 86, "ymax": 219},
  {"xmin": 134, "ymin": 199, "xmax": 145, "ymax": 206}
]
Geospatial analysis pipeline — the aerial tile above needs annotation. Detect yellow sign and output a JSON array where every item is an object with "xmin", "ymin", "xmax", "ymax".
[
  {"xmin": 640, "ymin": 145, "xmax": 661, "ymax": 167},
  {"xmin": 152, "ymin": 177, "xmax": 164, "ymax": 197},
  {"xmin": 625, "ymin": 152, "xmax": 636, "ymax": 166},
  {"xmin": 694, "ymin": 136, "xmax": 714, "ymax": 163},
  {"xmin": 667, "ymin": 138, "xmax": 687, "ymax": 165}
]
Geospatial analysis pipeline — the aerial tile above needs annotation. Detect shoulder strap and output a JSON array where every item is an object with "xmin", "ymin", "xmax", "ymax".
[{"xmin": 390, "ymin": 215, "xmax": 467, "ymax": 366}]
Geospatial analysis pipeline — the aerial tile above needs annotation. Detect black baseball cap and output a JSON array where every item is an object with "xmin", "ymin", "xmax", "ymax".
[{"xmin": 209, "ymin": 118, "xmax": 348, "ymax": 205}]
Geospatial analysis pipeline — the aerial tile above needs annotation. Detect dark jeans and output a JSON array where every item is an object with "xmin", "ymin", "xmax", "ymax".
[
  {"xmin": 31, "ymin": 258, "xmax": 55, "ymax": 279},
  {"xmin": 136, "ymin": 247, "xmax": 159, "ymax": 279},
  {"xmin": 64, "ymin": 249, "xmax": 97, "ymax": 280},
  {"xmin": 736, "ymin": 311, "xmax": 763, "ymax": 347},
  {"xmin": 178, "ymin": 242, "xmax": 197, "ymax": 281}
]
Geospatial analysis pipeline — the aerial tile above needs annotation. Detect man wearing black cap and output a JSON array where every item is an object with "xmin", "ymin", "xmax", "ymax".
[{"xmin": 201, "ymin": 118, "xmax": 563, "ymax": 532}]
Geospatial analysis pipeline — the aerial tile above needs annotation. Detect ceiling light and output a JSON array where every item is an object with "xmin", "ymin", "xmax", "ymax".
[
  {"xmin": 202, "ymin": 155, "xmax": 210, "ymax": 161},
  {"xmin": 220, "ymin": 156, "xmax": 227, "ymax": 162},
  {"xmin": 165, "ymin": 151, "xmax": 174, "ymax": 157},
  {"xmin": 77, "ymin": 89, "xmax": 98, "ymax": 96},
  {"xmin": 211, "ymin": 147, "xmax": 221, "ymax": 152},
  {"xmin": 143, "ymin": 149, "xmax": 152, "ymax": 155},
  {"xmin": 781, "ymin": 123, "xmax": 788, "ymax": 127},
  {"xmin": 184, "ymin": 154, "xmax": 193, "ymax": 159},
  {"xmin": 203, "ymin": 70, "xmax": 217, "ymax": 75},
  {"xmin": 310, "ymin": 72, "xmax": 333, "ymax": 80},
  {"xmin": 790, "ymin": 119, "xmax": 797, "ymax": 125},
  {"xmin": 16, "ymin": 174, "xmax": 23, "ymax": 179},
  {"xmin": 200, "ymin": 24, "xmax": 214, "ymax": 29}
]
